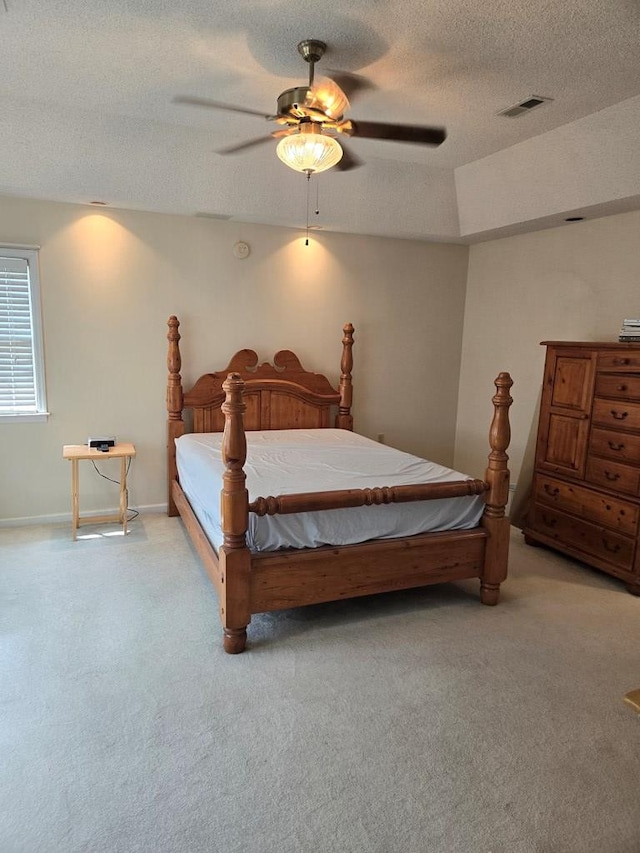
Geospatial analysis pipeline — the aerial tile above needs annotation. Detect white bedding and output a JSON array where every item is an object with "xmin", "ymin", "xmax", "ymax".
[{"xmin": 175, "ymin": 429, "xmax": 485, "ymax": 552}]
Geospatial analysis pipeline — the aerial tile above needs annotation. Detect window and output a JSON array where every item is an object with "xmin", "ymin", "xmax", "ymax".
[{"xmin": 0, "ymin": 246, "xmax": 48, "ymax": 422}]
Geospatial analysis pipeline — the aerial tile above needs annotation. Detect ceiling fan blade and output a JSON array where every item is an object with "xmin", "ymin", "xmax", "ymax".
[
  {"xmin": 306, "ymin": 77, "xmax": 350, "ymax": 121},
  {"xmin": 334, "ymin": 142, "xmax": 362, "ymax": 172},
  {"xmin": 173, "ymin": 95, "xmax": 272, "ymax": 120},
  {"xmin": 326, "ymin": 70, "xmax": 377, "ymax": 102},
  {"xmin": 216, "ymin": 135, "xmax": 276, "ymax": 155},
  {"xmin": 348, "ymin": 120, "xmax": 446, "ymax": 147}
]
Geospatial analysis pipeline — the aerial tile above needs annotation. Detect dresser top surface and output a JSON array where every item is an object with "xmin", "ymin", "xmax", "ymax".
[{"xmin": 541, "ymin": 341, "xmax": 640, "ymax": 349}]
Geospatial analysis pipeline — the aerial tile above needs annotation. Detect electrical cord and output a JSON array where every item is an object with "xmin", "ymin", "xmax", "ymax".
[{"xmin": 91, "ymin": 458, "xmax": 139, "ymax": 521}]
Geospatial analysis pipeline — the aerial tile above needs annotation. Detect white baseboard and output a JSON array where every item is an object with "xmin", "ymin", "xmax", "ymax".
[{"xmin": 0, "ymin": 503, "xmax": 168, "ymax": 528}]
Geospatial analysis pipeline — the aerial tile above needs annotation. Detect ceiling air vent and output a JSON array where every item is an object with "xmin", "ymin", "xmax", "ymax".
[{"xmin": 498, "ymin": 95, "xmax": 553, "ymax": 118}]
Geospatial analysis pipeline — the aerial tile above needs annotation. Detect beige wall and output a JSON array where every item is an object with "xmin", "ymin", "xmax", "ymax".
[
  {"xmin": 7, "ymin": 198, "xmax": 639, "ymax": 525},
  {"xmin": 455, "ymin": 210, "xmax": 640, "ymax": 503},
  {"xmin": 0, "ymin": 196, "xmax": 469, "ymax": 522}
]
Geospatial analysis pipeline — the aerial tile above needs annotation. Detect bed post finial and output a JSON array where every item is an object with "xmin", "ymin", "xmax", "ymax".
[
  {"xmin": 336, "ymin": 322, "xmax": 354, "ymax": 430},
  {"xmin": 220, "ymin": 372, "xmax": 251, "ymax": 654},
  {"xmin": 480, "ymin": 371, "xmax": 513, "ymax": 605},
  {"xmin": 167, "ymin": 316, "xmax": 185, "ymax": 516},
  {"xmin": 486, "ymin": 371, "xmax": 513, "ymax": 505},
  {"xmin": 167, "ymin": 316, "xmax": 182, "ymax": 417}
]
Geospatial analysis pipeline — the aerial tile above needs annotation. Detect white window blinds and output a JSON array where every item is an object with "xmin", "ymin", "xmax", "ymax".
[{"xmin": 0, "ymin": 248, "xmax": 48, "ymax": 419}]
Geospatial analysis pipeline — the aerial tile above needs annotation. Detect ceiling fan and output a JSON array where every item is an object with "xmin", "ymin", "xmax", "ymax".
[{"xmin": 173, "ymin": 39, "xmax": 447, "ymax": 175}]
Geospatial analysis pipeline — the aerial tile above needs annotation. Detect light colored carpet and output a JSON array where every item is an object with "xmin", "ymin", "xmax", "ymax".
[{"xmin": 1, "ymin": 516, "xmax": 639, "ymax": 853}]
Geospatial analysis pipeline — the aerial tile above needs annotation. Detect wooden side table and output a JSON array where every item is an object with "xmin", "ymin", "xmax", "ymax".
[{"xmin": 62, "ymin": 443, "xmax": 136, "ymax": 539}]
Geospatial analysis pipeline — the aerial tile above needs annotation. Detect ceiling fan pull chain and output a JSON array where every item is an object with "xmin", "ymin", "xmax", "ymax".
[
  {"xmin": 315, "ymin": 179, "xmax": 320, "ymax": 216},
  {"xmin": 305, "ymin": 172, "xmax": 311, "ymax": 245}
]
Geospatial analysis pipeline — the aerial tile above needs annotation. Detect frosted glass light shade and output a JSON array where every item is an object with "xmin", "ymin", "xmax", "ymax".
[
  {"xmin": 305, "ymin": 78, "xmax": 350, "ymax": 121},
  {"xmin": 276, "ymin": 125, "xmax": 343, "ymax": 174}
]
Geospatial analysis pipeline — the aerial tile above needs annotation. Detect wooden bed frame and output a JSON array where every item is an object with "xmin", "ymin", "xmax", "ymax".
[{"xmin": 166, "ymin": 316, "xmax": 513, "ymax": 653}]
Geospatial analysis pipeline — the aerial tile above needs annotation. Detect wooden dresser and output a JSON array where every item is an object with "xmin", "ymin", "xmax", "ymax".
[{"xmin": 524, "ymin": 341, "xmax": 640, "ymax": 595}]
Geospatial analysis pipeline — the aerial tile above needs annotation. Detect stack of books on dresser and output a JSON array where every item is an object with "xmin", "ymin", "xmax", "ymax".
[{"xmin": 618, "ymin": 319, "xmax": 640, "ymax": 342}]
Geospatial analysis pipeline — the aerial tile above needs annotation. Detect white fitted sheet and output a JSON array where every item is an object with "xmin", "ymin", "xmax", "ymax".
[{"xmin": 175, "ymin": 429, "xmax": 485, "ymax": 552}]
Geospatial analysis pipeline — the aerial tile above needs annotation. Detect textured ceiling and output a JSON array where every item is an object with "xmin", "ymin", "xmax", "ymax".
[{"xmin": 1, "ymin": 0, "xmax": 639, "ymax": 241}]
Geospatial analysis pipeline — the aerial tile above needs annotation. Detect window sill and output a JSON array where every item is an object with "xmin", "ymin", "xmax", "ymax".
[{"xmin": 0, "ymin": 412, "xmax": 50, "ymax": 424}]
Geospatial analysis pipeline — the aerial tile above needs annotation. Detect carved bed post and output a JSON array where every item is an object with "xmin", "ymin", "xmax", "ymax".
[
  {"xmin": 480, "ymin": 372, "xmax": 514, "ymax": 605},
  {"xmin": 219, "ymin": 373, "xmax": 252, "ymax": 654},
  {"xmin": 167, "ymin": 316, "xmax": 185, "ymax": 516},
  {"xmin": 336, "ymin": 322, "xmax": 354, "ymax": 430}
]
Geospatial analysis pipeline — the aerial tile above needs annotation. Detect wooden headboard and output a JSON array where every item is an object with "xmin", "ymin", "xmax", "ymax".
[{"xmin": 166, "ymin": 316, "xmax": 355, "ymax": 513}]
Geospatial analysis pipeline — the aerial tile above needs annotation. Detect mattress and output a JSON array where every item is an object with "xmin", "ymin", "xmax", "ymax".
[{"xmin": 175, "ymin": 428, "xmax": 485, "ymax": 552}]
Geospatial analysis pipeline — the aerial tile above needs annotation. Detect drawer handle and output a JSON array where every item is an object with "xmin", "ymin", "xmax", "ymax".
[
  {"xmin": 604, "ymin": 470, "xmax": 621, "ymax": 481},
  {"xmin": 610, "ymin": 409, "xmax": 629, "ymax": 420},
  {"xmin": 613, "ymin": 358, "xmax": 630, "ymax": 366},
  {"xmin": 616, "ymin": 384, "xmax": 629, "ymax": 392},
  {"xmin": 543, "ymin": 484, "xmax": 560, "ymax": 497},
  {"xmin": 608, "ymin": 440, "xmax": 625, "ymax": 451},
  {"xmin": 602, "ymin": 539, "xmax": 621, "ymax": 554}
]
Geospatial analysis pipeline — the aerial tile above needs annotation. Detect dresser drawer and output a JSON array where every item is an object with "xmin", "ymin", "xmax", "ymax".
[
  {"xmin": 590, "ymin": 427, "xmax": 640, "ymax": 464},
  {"xmin": 535, "ymin": 474, "xmax": 639, "ymax": 535},
  {"xmin": 598, "ymin": 352, "xmax": 640, "ymax": 372},
  {"xmin": 586, "ymin": 457, "xmax": 640, "ymax": 498},
  {"xmin": 595, "ymin": 373, "xmax": 640, "ymax": 401},
  {"xmin": 530, "ymin": 504, "xmax": 636, "ymax": 572},
  {"xmin": 592, "ymin": 398, "xmax": 640, "ymax": 430}
]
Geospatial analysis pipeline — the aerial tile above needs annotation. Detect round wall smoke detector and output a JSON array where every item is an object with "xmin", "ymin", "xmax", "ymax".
[{"xmin": 233, "ymin": 241, "xmax": 250, "ymax": 259}]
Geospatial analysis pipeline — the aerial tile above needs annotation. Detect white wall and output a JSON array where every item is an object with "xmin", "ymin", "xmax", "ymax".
[
  {"xmin": 0, "ymin": 196, "xmax": 469, "ymax": 523},
  {"xmin": 455, "ymin": 209, "xmax": 640, "ymax": 502}
]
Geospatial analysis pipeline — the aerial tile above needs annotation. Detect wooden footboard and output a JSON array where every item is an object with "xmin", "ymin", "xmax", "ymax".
[
  {"xmin": 217, "ymin": 370, "xmax": 513, "ymax": 651},
  {"xmin": 249, "ymin": 529, "xmax": 488, "ymax": 612}
]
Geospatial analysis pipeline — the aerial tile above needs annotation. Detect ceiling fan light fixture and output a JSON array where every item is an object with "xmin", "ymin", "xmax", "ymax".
[{"xmin": 276, "ymin": 122, "xmax": 343, "ymax": 174}]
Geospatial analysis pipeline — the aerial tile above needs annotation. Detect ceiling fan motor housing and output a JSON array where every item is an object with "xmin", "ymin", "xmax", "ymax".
[{"xmin": 277, "ymin": 86, "xmax": 313, "ymax": 118}]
